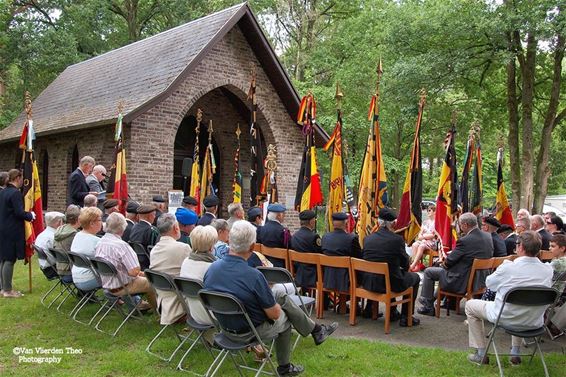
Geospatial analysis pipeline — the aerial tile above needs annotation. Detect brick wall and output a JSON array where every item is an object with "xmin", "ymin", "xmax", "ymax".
[{"xmin": 0, "ymin": 25, "xmax": 304, "ymax": 230}]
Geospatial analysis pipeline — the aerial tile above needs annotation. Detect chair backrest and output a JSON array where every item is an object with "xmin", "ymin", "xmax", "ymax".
[
  {"xmin": 129, "ymin": 242, "xmax": 149, "ymax": 257},
  {"xmin": 260, "ymin": 246, "xmax": 289, "ymax": 269},
  {"xmin": 350, "ymin": 258, "xmax": 391, "ymax": 293},
  {"xmin": 492, "ymin": 255, "xmax": 514, "ymax": 270},
  {"xmin": 504, "ymin": 286, "xmax": 558, "ymax": 307},
  {"xmin": 253, "ymin": 243, "xmax": 262, "ymax": 253},
  {"xmin": 539, "ymin": 250, "xmax": 553, "ymax": 262},
  {"xmin": 50, "ymin": 248, "xmax": 70, "ymax": 264},
  {"xmin": 257, "ymin": 266, "xmax": 294, "ymax": 286},
  {"xmin": 90, "ymin": 257, "xmax": 118, "ymax": 277},
  {"xmin": 33, "ymin": 244, "xmax": 49, "ymax": 262},
  {"xmin": 144, "ymin": 269, "xmax": 177, "ymax": 293},
  {"xmin": 67, "ymin": 251, "xmax": 92, "ymax": 269},
  {"xmin": 465, "ymin": 258, "xmax": 494, "ymax": 294},
  {"xmin": 319, "ymin": 254, "xmax": 351, "ymax": 269},
  {"xmin": 175, "ymin": 277, "xmax": 204, "ymax": 299},
  {"xmin": 288, "ymin": 250, "xmax": 320, "ymax": 277}
]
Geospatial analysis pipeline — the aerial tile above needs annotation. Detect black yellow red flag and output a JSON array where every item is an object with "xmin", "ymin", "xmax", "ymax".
[
  {"xmin": 249, "ymin": 67, "xmax": 266, "ymax": 206},
  {"xmin": 232, "ymin": 124, "xmax": 243, "ymax": 203},
  {"xmin": 495, "ymin": 148, "xmax": 515, "ymax": 229},
  {"xmin": 435, "ymin": 126, "xmax": 458, "ymax": 252},
  {"xmin": 106, "ymin": 110, "xmax": 128, "ymax": 214},
  {"xmin": 190, "ymin": 110, "xmax": 203, "ymax": 214}
]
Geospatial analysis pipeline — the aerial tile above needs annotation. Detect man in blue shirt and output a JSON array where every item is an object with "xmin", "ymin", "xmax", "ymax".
[{"xmin": 204, "ymin": 220, "xmax": 338, "ymax": 376}]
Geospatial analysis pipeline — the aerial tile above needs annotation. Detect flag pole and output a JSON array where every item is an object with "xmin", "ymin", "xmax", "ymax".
[{"xmin": 24, "ymin": 91, "xmax": 33, "ymax": 294}]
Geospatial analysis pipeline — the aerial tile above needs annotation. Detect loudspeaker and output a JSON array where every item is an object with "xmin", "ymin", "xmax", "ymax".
[{"xmin": 181, "ymin": 157, "xmax": 193, "ymax": 178}]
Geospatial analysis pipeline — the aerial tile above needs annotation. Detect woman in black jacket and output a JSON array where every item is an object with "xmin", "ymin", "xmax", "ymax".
[{"xmin": 0, "ymin": 169, "xmax": 34, "ymax": 298}]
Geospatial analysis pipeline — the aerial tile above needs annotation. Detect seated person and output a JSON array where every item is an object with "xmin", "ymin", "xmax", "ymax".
[
  {"xmin": 409, "ymin": 204, "xmax": 437, "ymax": 272},
  {"xmin": 204, "ymin": 220, "xmax": 338, "ymax": 376},
  {"xmin": 122, "ymin": 201, "xmax": 139, "ymax": 243},
  {"xmin": 418, "ymin": 212, "xmax": 493, "ymax": 316},
  {"xmin": 496, "ymin": 224, "xmax": 517, "ymax": 256},
  {"xmin": 95, "ymin": 212, "xmax": 156, "ymax": 310},
  {"xmin": 35, "ymin": 211, "xmax": 64, "ymax": 271},
  {"xmin": 175, "ymin": 207, "xmax": 198, "ymax": 245},
  {"xmin": 149, "ymin": 213, "xmax": 191, "ymax": 324},
  {"xmin": 531, "ymin": 214, "xmax": 552, "ymax": 250},
  {"xmin": 261, "ymin": 204, "xmax": 291, "ymax": 267},
  {"xmin": 465, "ymin": 231, "xmax": 553, "ymax": 365},
  {"xmin": 363, "ymin": 208, "xmax": 420, "ymax": 327},
  {"xmin": 290, "ymin": 210, "xmax": 322, "ymax": 289},
  {"xmin": 181, "ymin": 196, "xmax": 198, "ymax": 212},
  {"xmin": 53, "ymin": 205, "xmax": 82, "ymax": 283},
  {"xmin": 70, "ymin": 207, "xmax": 103, "ymax": 292},
  {"xmin": 129, "ymin": 204, "xmax": 160, "ymax": 270},
  {"xmin": 211, "ymin": 219, "xmax": 230, "ymax": 259},
  {"xmin": 550, "ymin": 234, "xmax": 566, "ymax": 294},
  {"xmin": 546, "ymin": 215, "xmax": 565, "ymax": 235},
  {"xmin": 227, "ymin": 202, "xmax": 245, "ymax": 230},
  {"xmin": 482, "ymin": 216, "xmax": 506, "ymax": 257},
  {"xmin": 197, "ymin": 195, "xmax": 219, "ymax": 226},
  {"xmin": 180, "ymin": 225, "xmax": 218, "ymax": 325},
  {"xmin": 248, "ymin": 206, "xmax": 264, "ymax": 244}
]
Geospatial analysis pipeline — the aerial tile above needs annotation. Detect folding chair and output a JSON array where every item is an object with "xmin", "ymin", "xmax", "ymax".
[
  {"xmin": 198, "ymin": 290, "xmax": 279, "ymax": 377},
  {"xmin": 144, "ymin": 269, "xmax": 190, "ymax": 362},
  {"xmin": 129, "ymin": 242, "xmax": 150, "ymax": 270},
  {"xmin": 483, "ymin": 286, "xmax": 558, "ymax": 377},
  {"xmin": 260, "ymin": 246, "xmax": 289, "ymax": 270},
  {"xmin": 67, "ymin": 251, "xmax": 104, "ymax": 325},
  {"xmin": 49, "ymin": 248, "xmax": 81, "ymax": 313},
  {"xmin": 545, "ymin": 271, "xmax": 566, "ymax": 339},
  {"xmin": 318, "ymin": 255, "xmax": 352, "ymax": 318},
  {"xmin": 32, "ymin": 244, "xmax": 63, "ymax": 307},
  {"xmin": 174, "ymin": 277, "xmax": 218, "ymax": 374},
  {"xmin": 257, "ymin": 266, "xmax": 316, "ymax": 350},
  {"xmin": 288, "ymin": 251, "xmax": 321, "ymax": 318},
  {"xmin": 349, "ymin": 258, "xmax": 414, "ymax": 334},
  {"xmin": 90, "ymin": 257, "xmax": 146, "ymax": 337},
  {"xmin": 436, "ymin": 258, "xmax": 493, "ymax": 317}
]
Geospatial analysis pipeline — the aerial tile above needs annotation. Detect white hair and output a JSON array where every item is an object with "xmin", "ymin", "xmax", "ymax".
[
  {"xmin": 229, "ymin": 220, "xmax": 257, "ymax": 254},
  {"xmin": 211, "ymin": 219, "xmax": 229, "ymax": 233},
  {"xmin": 80, "ymin": 156, "xmax": 95, "ymax": 167},
  {"xmin": 459, "ymin": 212, "xmax": 478, "ymax": 228},
  {"xmin": 531, "ymin": 214, "xmax": 545, "ymax": 229},
  {"xmin": 105, "ymin": 212, "xmax": 127, "ymax": 235},
  {"xmin": 267, "ymin": 212, "xmax": 278, "ymax": 221},
  {"xmin": 93, "ymin": 165, "xmax": 106, "ymax": 175},
  {"xmin": 228, "ymin": 202, "xmax": 244, "ymax": 217},
  {"xmin": 190, "ymin": 225, "xmax": 218, "ymax": 253},
  {"xmin": 45, "ymin": 211, "xmax": 65, "ymax": 228},
  {"xmin": 156, "ymin": 213, "xmax": 177, "ymax": 235}
]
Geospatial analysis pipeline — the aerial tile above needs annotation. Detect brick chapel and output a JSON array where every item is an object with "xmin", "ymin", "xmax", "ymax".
[{"xmin": 0, "ymin": 3, "xmax": 328, "ymax": 228}]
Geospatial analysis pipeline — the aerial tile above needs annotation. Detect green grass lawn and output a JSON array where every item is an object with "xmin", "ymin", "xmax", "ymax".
[{"xmin": 1, "ymin": 260, "xmax": 565, "ymax": 376}]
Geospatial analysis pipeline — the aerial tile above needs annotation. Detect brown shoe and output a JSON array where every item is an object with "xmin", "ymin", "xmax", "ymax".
[
  {"xmin": 137, "ymin": 300, "xmax": 151, "ymax": 311},
  {"xmin": 510, "ymin": 356, "xmax": 521, "ymax": 366}
]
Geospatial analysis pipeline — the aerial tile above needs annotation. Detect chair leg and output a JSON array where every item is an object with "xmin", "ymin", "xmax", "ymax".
[
  {"xmin": 208, "ymin": 349, "xmax": 229, "ymax": 377},
  {"xmin": 535, "ymin": 338, "xmax": 550, "ymax": 377},
  {"xmin": 435, "ymin": 291, "xmax": 441, "ymax": 318},
  {"xmin": 338, "ymin": 294, "xmax": 347, "ymax": 314},
  {"xmin": 146, "ymin": 324, "xmax": 189, "ymax": 362},
  {"xmin": 41, "ymin": 280, "xmax": 61, "ymax": 307},
  {"xmin": 456, "ymin": 298, "xmax": 461, "ymax": 315},
  {"xmin": 349, "ymin": 295, "xmax": 357, "ymax": 325},
  {"xmin": 408, "ymin": 290, "xmax": 414, "ymax": 327},
  {"xmin": 491, "ymin": 338, "xmax": 504, "ymax": 377},
  {"xmin": 384, "ymin": 302, "xmax": 391, "ymax": 334}
]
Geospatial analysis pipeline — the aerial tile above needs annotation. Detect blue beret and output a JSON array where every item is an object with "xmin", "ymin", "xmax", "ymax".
[
  {"xmin": 248, "ymin": 206, "xmax": 262, "ymax": 220},
  {"xmin": 267, "ymin": 203, "xmax": 286, "ymax": 213},
  {"xmin": 176, "ymin": 207, "xmax": 198, "ymax": 225},
  {"xmin": 332, "ymin": 212, "xmax": 348, "ymax": 221}
]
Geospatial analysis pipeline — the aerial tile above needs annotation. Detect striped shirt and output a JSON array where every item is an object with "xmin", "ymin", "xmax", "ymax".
[{"xmin": 94, "ymin": 233, "xmax": 140, "ymax": 289}]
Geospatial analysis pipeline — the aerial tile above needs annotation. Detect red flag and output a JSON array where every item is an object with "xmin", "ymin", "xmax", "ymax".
[
  {"xmin": 106, "ymin": 113, "xmax": 128, "ymax": 214},
  {"xmin": 435, "ymin": 126, "xmax": 458, "ymax": 252},
  {"xmin": 495, "ymin": 148, "xmax": 515, "ymax": 229}
]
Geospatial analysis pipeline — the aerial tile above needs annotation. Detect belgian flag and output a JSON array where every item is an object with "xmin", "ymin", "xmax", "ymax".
[
  {"xmin": 470, "ymin": 140, "xmax": 483, "ymax": 215},
  {"xmin": 295, "ymin": 94, "xmax": 323, "ymax": 211},
  {"xmin": 435, "ymin": 126, "xmax": 458, "ymax": 252},
  {"xmin": 19, "ymin": 119, "xmax": 43, "ymax": 263},
  {"xmin": 106, "ymin": 112, "xmax": 128, "ymax": 214},
  {"xmin": 459, "ymin": 135, "xmax": 474, "ymax": 213},
  {"xmin": 495, "ymin": 148, "xmax": 515, "ymax": 229},
  {"xmin": 248, "ymin": 69, "xmax": 266, "ymax": 206},
  {"xmin": 396, "ymin": 92, "xmax": 425, "ymax": 244}
]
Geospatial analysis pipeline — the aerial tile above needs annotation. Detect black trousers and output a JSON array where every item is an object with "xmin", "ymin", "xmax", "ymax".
[{"xmin": 400, "ymin": 272, "xmax": 420, "ymax": 316}]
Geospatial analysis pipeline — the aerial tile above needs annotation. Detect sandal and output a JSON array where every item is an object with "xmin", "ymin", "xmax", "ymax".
[{"xmin": 3, "ymin": 290, "xmax": 23, "ymax": 298}]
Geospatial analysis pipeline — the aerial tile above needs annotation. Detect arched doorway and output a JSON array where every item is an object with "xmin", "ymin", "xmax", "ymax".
[{"xmin": 173, "ymin": 115, "xmax": 221, "ymax": 194}]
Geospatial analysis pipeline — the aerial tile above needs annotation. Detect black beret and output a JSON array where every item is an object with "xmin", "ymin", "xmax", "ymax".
[
  {"xmin": 247, "ymin": 206, "xmax": 262, "ymax": 220},
  {"xmin": 152, "ymin": 195, "xmax": 165, "ymax": 203},
  {"xmin": 182, "ymin": 196, "xmax": 198, "ymax": 205},
  {"xmin": 137, "ymin": 204, "xmax": 157, "ymax": 214},
  {"xmin": 378, "ymin": 207, "xmax": 397, "ymax": 221},
  {"xmin": 299, "ymin": 210, "xmax": 316, "ymax": 221},
  {"xmin": 103, "ymin": 199, "xmax": 119, "ymax": 209},
  {"xmin": 484, "ymin": 216, "xmax": 501, "ymax": 228},
  {"xmin": 332, "ymin": 212, "xmax": 348, "ymax": 221},
  {"xmin": 203, "ymin": 195, "xmax": 219, "ymax": 207},
  {"xmin": 497, "ymin": 224, "xmax": 513, "ymax": 234},
  {"xmin": 126, "ymin": 201, "xmax": 140, "ymax": 214}
]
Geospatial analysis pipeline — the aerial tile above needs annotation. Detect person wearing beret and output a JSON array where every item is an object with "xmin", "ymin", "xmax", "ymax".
[
  {"xmin": 129, "ymin": 204, "xmax": 160, "ymax": 270},
  {"xmin": 362, "ymin": 208, "xmax": 421, "ymax": 327},
  {"xmin": 122, "ymin": 201, "xmax": 140, "ymax": 243},
  {"xmin": 481, "ymin": 216, "xmax": 506, "ymax": 257},
  {"xmin": 260, "ymin": 203, "xmax": 291, "ymax": 268},
  {"xmin": 152, "ymin": 195, "xmax": 167, "ymax": 226},
  {"xmin": 321, "ymin": 212, "xmax": 362, "ymax": 293},
  {"xmin": 101, "ymin": 199, "xmax": 119, "ymax": 222},
  {"xmin": 290, "ymin": 210, "xmax": 322, "ymax": 289},
  {"xmin": 182, "ymin": 196, "xmax": 199, "ymax": 214},
  {"xmin": 247, "ymin": 206, "xmax": 264, "ymax": 243},
  {"xmin": 175, "ymin": 207, "xmax": 198, "ymax": 245},
  {"xmin": 497, "ymin": 224, "xmax": 517, "ymax": 256},
  {"xmin": 197, "ymin": 195, "xmax": 219, "ymax": 226},
  {"xmin": 418, "ymin": 212, "xmax": 493, "ymax": 316}
]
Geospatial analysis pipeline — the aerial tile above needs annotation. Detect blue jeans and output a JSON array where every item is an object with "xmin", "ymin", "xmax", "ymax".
[{"xmin": 75, "ymin": 279, "xmax": 100, "ymax": 292}]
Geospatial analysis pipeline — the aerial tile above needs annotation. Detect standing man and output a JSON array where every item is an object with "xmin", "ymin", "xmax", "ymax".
[
  {"xmin": 86, "ymin": 165, "xmax": 107, "ymax": 193},
  {"xmin": 465, "ymin": 231, "xmax": 553, "ymax": 365},
  {"xmin": 0, "ymin": 169, "xmax": 35, "ymax": 298},
  {"xmin": 129, "ymin": 204, "xmax": 160, "ymax": 270},
  {"xmin": 122, "ymin": 201, "xmax": 139, "ymax": 243},
  {"xmin": 417, "ymin": 212, "xmax": 493, "ymax": 316},
  {"xmin": 68, "ymin": 156, "xmax": 98, "ymax": 206},
  {"xmin": 362, "ymin": 208, "xmax": 420, "ymax": 327},
  {"xmin": 321, "ymin": 212, "xmax": 361, "ymax": 293},
  {"xmin": 290, "ymin": 210, "xmax": 321, "ymax": 289},
  {"xmin": 482, "ymin": 216, "xmax": 506, "ymax": 257},
  {"xmin": 227, "ymin": 202, "xmax": 245, "ymax": 230},
  {"xmin": 197, "ymin": 195, "xmax": 219, "ymax": 226},
  {"xmin": 261, "ymin": 203, "xmax": 291, "ymax": 268},
  {"xmin": 175, "ymin": 207, "xmax": 198, "ymax": 245}
]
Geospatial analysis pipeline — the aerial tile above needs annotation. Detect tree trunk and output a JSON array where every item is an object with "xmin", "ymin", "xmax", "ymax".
[
  {"xmin": 505, "ymin": 43, "xmax": 521, "ymax": 215},
  {"xmin": 519, "ymin": 32, "xmax": 536, "ymax": 211},
  {"xmin": 533, "ymin": 33, "xmax": 565, "ymax": 213}
]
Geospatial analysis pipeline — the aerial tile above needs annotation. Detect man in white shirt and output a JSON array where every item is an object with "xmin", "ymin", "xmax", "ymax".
[
  {"xmin": 465, "ymin": 230, "xmax": 553, "ymax": 365},
  {"xmin": 35, "ymin": 211, "xmax": 65, "ymax": 269}
]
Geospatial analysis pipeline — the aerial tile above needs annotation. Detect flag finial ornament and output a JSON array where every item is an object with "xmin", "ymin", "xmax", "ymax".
[
  {"xmin": 24, "ymin": 91, "xmax": 32, "ymax": 119},
  {"xmin": 335, "ymin": 82, "xmax": 344, "ymax": 110}
]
